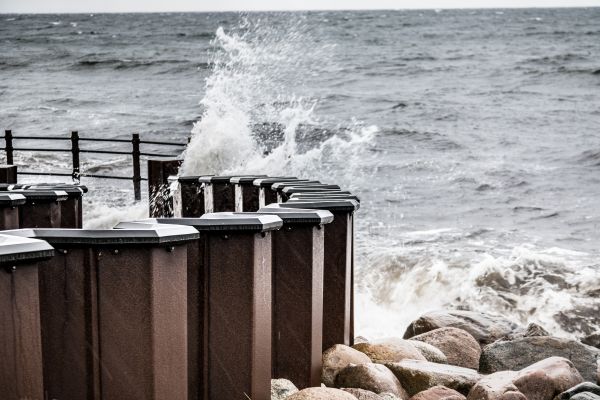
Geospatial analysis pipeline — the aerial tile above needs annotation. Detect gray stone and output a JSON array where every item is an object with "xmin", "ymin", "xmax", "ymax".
[
  {"xmin": 272, "ymin": 378, "xmax": 299, "ymax": 400},
  {"xmin": 582, "ymin": 333, "xmax": 600, "ymax": 350},
  {"xmin": 322, "ymin": 344, "xmax": 373, "ymax": 387},
  {"xmin": 385, "ymin": 359, "xmax": 481, "ymax": 396},
  {"xmin": 571, "ymin": 394, "xmax": 600, "ymax": 400},
  {"xmin": 479, "ymin": 336, "xmax": 600, "ymax": 383},
  {"xmin": 403, "ymin": 310, "xmax": 520, "ymax": 346},
  {"xmin": 409, "ymin": 385, "xmax": 465, "ymax": 400},
  {"xmin": 558, "ymin": 382, "xmax": 600, "ymax": 399},
  {"xmin": 286, "ymin": 387, "xmax": 359, "ymax": 400},
  {"xmin": 411, "ymin": 327, "xmax": 481, "ymax": 369},
  {"xmin": 343, "ymin": 388, "xmax": 384, "ymax": 399},
  {"xmin": 353, "ymin": 340, "xmax": 426, "ymax": 364},
  {"xmin": 407, "ymin": 340, "xmax": 448, "ymax": 364},
  {"xmin": 335, "ymin": 363, "xmax": 409, "ymax": 400}
]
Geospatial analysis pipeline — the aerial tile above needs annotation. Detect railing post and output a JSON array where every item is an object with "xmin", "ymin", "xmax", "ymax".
[
  {"xmin": 5, "ymin": 130, "xmax": 14, "ymax": 165},
  {"xmin": 132, "ymin": 133, "xmax": 141, "ymax": 201},
  {"xmin": 70, "ymin": 131, "xmax": 80, "ymax": 183}
]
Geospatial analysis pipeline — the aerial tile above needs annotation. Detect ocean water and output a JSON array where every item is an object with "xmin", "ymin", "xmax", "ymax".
[{"xmin": 1, "ymin": 9, "xmax": 600, "ymax": 340}]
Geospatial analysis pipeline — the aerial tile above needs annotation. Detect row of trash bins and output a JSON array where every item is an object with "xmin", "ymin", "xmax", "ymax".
[{"xmin": 0, "ymin": 174, "xmax": 360, "ymax": 400}]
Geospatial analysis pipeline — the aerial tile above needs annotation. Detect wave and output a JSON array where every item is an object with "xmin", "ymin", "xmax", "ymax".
[
  {"xmin": 72, "ymin": 57, "xmax": 189, "ymax": 70},
  {"xmin": 577, "ymin": 150, "xmax": 600, "ymax": 166}
]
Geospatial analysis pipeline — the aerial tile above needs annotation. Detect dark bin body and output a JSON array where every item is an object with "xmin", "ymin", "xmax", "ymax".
[
  {"xmin": 148, "ymin": 159, "xmax": 182, "ymax": 217},
  {"xmin": 3, "ymin": 226, "xmax": 198, "ymax": 400},
  {"xmin": 230, "ymin": 175, "xmax": 267, "ymax": 212},
  {"xmin": 0, "ymin": 193, "xmax": 26, "ymax": 229},
  {"xmin": 117, "ymin": 214, "xmax": 283, "ymax": 400},
  {"xmin": 283, "ymin": 199, "xmax": 359, "ymax": 350},
  {"xmin": 0, "ymin": 165, "xmax": 18, "ymax": 184},
  {"xmin": 12, "ymin": 190, "xmax": 68, "ymax": 229},
  {"xmin": 252, "ymin": 177, "xmax": 305, "ymax": 208},
  {"xmin": 200, "ymin": 176, "xmax": 249, "ymax": 213},
  {"xmin": 0, "ymin": 234, "xmax": 54, "ymax": 400},
  {"xmin": 258, "ymin": 205, "xmax": 333, "ymax": 388},
  {"xmin": 26, "ymin": 185, "xmax": 87, "ymax": 228},
  {"xmin": 170, "ymin": 176, "xmax": 207, "ymax": 218}
]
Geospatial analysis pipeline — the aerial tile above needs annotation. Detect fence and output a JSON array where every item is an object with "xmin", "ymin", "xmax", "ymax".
[{"xmin": 2, "ymin": 130, "xmax": 187, "ymax": 200}]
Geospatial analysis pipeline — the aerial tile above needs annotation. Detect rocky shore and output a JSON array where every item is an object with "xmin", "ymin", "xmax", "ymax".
[{"xmin": 272, "ymin": 310, "xmax": 600, "ymax": 400}]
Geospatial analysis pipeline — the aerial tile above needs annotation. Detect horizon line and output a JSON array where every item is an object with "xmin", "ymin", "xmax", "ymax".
[{"xmin": 2, "ymin": 5, "xmax": 600, "ymax": 14}]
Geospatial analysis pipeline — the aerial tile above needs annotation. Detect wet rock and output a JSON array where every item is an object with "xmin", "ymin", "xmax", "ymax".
[
  {"xmin": 355, "ymin": 336, "xmax": 370, "ymax": 345},
  {"xmin": 557, "ymin": 382, "xmax": 600, "ymax": 399},
  {"xmin": 385, "ymin": 359, "xmax": 481, "ymax": 396},
  {"xmin": 403, "ymin": 310, "xmax": 520, "ymax": 346},
  {"xmin": 409, "ymin": 386, "xmax": 465, "ymax": 400},
  {"xmin": 518, "ymin": 356, "xmax": 583, "ymax": 393},
  {"xmin": 379, "ymin": 394, "xmax": 401, "ymax": 400},
  {"xmin": 498, "ymin": 323, "xmax": 550, "ymax": 341},
  {"xmin": 407, "ymin": 340, "xmax": 448, "ymax": 364},
  {"xmin": 411, "ymin": 327, "xmax": 481, "ymax": 369},
  {"xmin": 582, "ymin": 333, "xmax": 600, "ymax": 350},
  {"xmin": 353, "ymin": 340, "xmax": 426, "ymax": 364},
  {"xmin": 571, "ymin": 394, "xmax": 600, "ymax": 400},
  {"xmin": 479, "ymin": 336, "xmax": 600, "ymax": 383},
  {"xmin": 343, "ymin": 388, "xmax": 385, "ymax": 399},
  {"xmin": 322, "ymin": 344, "xmax": 373, "ymax": 387},
  {"xmin": 272, "ymin": 378, "xmax": 299, "ymax": 399},
  {"xmin": 286, "ymin": 387, "xmax": 359, "ymax": 399},
  {"xmin": 335, "ymin": 363, "xmax": 409, "ymax": 400}
]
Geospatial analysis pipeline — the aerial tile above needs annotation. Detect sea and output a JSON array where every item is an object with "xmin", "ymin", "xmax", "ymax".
[{"xmin": 1, "ymin": 8, "xmax": 599, "ymax": 340}]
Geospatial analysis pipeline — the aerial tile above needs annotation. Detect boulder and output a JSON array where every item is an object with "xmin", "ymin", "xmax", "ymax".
[
  {"xmin": 379, "ymin": 394, "xmax": 401, "ymax": 400},
  {"xmin": 497, "ymin": 323, "xmax": 550, "ymax": 341},
  {"xmin": 353, "ymin": 340, "xmax": 426, "ymax": 364},
  {"xmin": 582, "ymin": 333, "xmax": 600, "ymax": 350},
  {"xmin": 409, "ymin": 386, "xmax": 465, "ymax": 400},
  {"xmin": 335, "ymin": 363, "xmax": 409, "ymax": 400},
  {"xmin": 286, "ymin": 387, "xmax": 359, "ymax": 399},
  {"xmin": 479, "ymin": 336, "xmax": 600, "ymax": 383},
  {"xmin": 403, "ymin": 310, "xmax": 520, "ymax": 346},
  {"xmin": 385, "ymin": 359, "xmax": 481, "ymax": 395},
  {"xmin": 557, "ymin": 382, "xmax": 600, "ymax": 399},
  {"xmin": 571, "ymin": 394, "xmax": 600, "ymax": 400},
  {"xmin": 408, "ymin": 340, "xmax": 448, "ymax": 364},
  {"xmin": 468, "ymin": 357, "xmax": 583, "ymax": 400},
  {"xmin": 272, "ymin": 378, "xmax": 299, "ymax": 400},
  {"xmin": 343, "ymin": 388, "xmax": 385, "ymax": 399},
  {"xmin": 322, "ymin": 344, "xmax": 373, "ymax": 387},
  {"xmin": 411, "ymin": 327, "xmax": 481, "ymax": 369}
]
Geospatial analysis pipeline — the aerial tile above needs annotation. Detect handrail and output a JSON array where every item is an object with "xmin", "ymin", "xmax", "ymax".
[{"xmin": 2, "ymin": 129, "xmax": 185, "ymax": 200}]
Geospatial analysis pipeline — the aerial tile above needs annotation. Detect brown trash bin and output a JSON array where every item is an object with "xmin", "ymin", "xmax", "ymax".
[
  {"xmin": 3, "ymin": 225, "xmax": 199, "ymax": 400},
  {"xmin": 24, "ymin": 184, "xmax": 87, "ymax": 228},
  {"xmin": 0, "ymin": 234, "xmax": 55, "ymax": 400},
  {"xmin": 230, "ymin": 175, "xmax": 268, "ymax": 212},
  {"xmin": 252, "ymin": 177, "xmax": 306, "ymax": 208},
  {"xmin": 282, "ymin": 199, "xmax": 359, "ymax": 350},
  {"xmin": 169, "ymin": 175, "xmax": 209, "ymax": 217},
  {"xmin": 257, "ymin": 204, "xmax": 333, "ymax": 388},
  {"xmin": 0, "ymin": 193, "xmax": 26, "ymax": 229},
  {"xmin": 117, "ymin": 213, "xmax": 283, "ymax": 400},
  {"xmin": 11, "ymin": 190, "xmax": 68, "ymax": 229}
]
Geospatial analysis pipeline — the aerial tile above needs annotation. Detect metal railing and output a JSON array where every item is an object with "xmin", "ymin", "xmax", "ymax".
[{"xmin": 2, "ymin": 130, "xmax": 187, "ymax": 200}]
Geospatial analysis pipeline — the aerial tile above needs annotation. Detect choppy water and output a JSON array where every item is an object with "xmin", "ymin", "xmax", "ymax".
[{"xmin": 2, "ymin": 9, "xmax": 599, "ymax": 339}]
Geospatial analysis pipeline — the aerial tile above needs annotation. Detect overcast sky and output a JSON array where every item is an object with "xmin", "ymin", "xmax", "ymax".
[{"xmin": 2, "ymin": 0, "xmax": 599, "ymax": 13}]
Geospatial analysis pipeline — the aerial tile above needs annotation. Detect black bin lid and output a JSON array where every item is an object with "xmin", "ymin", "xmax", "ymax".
[
  {"xmin": 23, "ymin": 183, "xmax": 89, "ymax": 193},
  {"xmin": 168, "ymin": 175, "xmax": 208, "ymax": 184},
  {"xmin": 116, "ymin": 213, "xmax": 283, "ymax": 233},
  {"xmin": 229, "ymin": 175, "xmax": 268, "ymax": 184},
  {"xmin": 0, "ymin": 234, "xmax": 55, "ymax": 265},
  {"xmin": 252, "ymin": 177, "xmax": 301, "ymax": 187},
  {"xmin": 0, "ymin": 184, "xmax": 27, "ymax": 191},
  {"xmin": 0, "ymin": 193, "xmax": 27, "ymax": 207},
  {"xmin": 25, "ymin": 185, "xmax": 85, "ymax": 199},
  {"xmin": 280, "ymin": 185, "xmax": 341, "ymax": 195},
  {"xmin": 258, "ymin": 204, "xmax": 333, "ymax": 225},
  {"xmin": 2, "ymin": 225, "xmax": 199, "ymax": 246},
  {"xmin": 270, "ymin": 181, "xmax": 323, "ymax": 191},
  {"xmin": 199, "ymin": 175, "xmax": 260, "ymax": 184},
  {"xmin": 10, "ymin": 190, "xmax": 69, "ymax": 203},
  {"xmin": 290, "ymin": 193, "xmax": 361, "ymax": 202},
  {"xmin": 283, "ymin": 199, "xmax": 360, "ymax": 212}
]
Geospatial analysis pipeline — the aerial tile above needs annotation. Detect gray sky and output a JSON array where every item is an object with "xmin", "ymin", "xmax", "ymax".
[{"xmin": 2, "ymin": 0, "xmax": 599, "ymax": 13}]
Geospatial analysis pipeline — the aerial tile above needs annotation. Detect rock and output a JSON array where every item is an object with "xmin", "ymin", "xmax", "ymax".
[
  {"xmin": 409, "ymin": 386, "xmax": 465, "ymax": 400},
  {"xmin": 411, "ymin": 327, "xmax": 481, "ymax": 369},
  {"xmin": 403, "ymin": 310, "xmax": 520, "ymax": 346},
  {"xmin": 353, "ymin": 340, "xmax": 426, "ymax": 364},
  {"xmin": 571, "ymin": 394, "xmax": 600, "ymax": 400},
  {"xmin": 335, "ymin": 363, "xmax": 409, "ymax": 400},
  {"xmin": 272, "ymin": 378, "xmax": 299, "ymax": 400},
  {"xmin": 582, "ymin": 333, "xmax": 600, "ymax": 349},
  {"xmin": 479, "ymin": 336, "xmax": 600, "ymax": 383},
  {"xmin": 468, "ymin": 357, "xmax": 583, "ymax": 400},
  {"xmin": 286, "ymin": 387, "xmax": 359, "ymax": 400},
  {"xmin": 557, "ymin": 382, "xmax": 600, "ymax": 399},
  {"xmin": 385, "ymin": 359, "xmax": 481, "ymax": 396},
  {"xmin": 355, "ymin": 336, "xmax": 370, "ymax": 344},
  {"xmin": 343, "ymin": 388, "xmax": 385, "ymax": 399},
  {"xmin": 379, "ymin": 394, "xmax": 401, "ymax": 400},
  {"xmin": 407, "ymin": 340, "xmax": 448, "ymax": 364},
  {"xmin": 498, "ymin": 323, "xmax": 550, "ymax": 341},
  {"xmin": 322, "ymin": 344, "xmax": 373, "ymax": 387}
]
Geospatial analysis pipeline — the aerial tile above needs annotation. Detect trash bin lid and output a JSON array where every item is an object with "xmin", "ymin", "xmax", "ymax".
[
  {"xmin": 117, "ymin": 213, "xmax": 283, "ymax": 233},
  {"xmin": 229, "ymin": 175, "xmax": 268, "ymax": 184},
  {"xmin": 283, "ymin": 199, "xmax": 360, "ymax": 212},
  {"xmin": 199, "ymin": 175, "xmax": 256, "ymax": 184},
  {"xmin": 24, "ymin": 183, "xmax": 89, "ymax": 193},
  {"xmin": 290, "ymin": 193, "xmax": 361, "ymax": 202},
  {"xmin": 168, "ymin": 175, "xmax": 208, "ymax": 184},
  {"xmin": 0, "ymin": 193, "xmax": 27, "ymax": 206},
  {"xmin": 258, "ymin": 205, "xmax": 333, "ymax": 225},
  {"xmin": 252, "ymin": 177, "xmax": 300, "ymax": 187},
  {"xmin": 0, "ymin": 183, "xmax": 27, "ymax": 191},
  {"xmin": 270, "ymin": 181, "xmax": 323, "ymax": 191},
  {"xmin": 0, "ymin": 234, "xmax": 55, "ymax": 265},
  {"xmin": 2, "ymin": 225, "xmax": 199, "ymax": 246},
  {"xmin": 25, "ymin": 185, "xmax": 84, "ymax": 199},
  {"xmin": 10, "ymin": 190, "xmax": 69, "ymax": 202}
]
